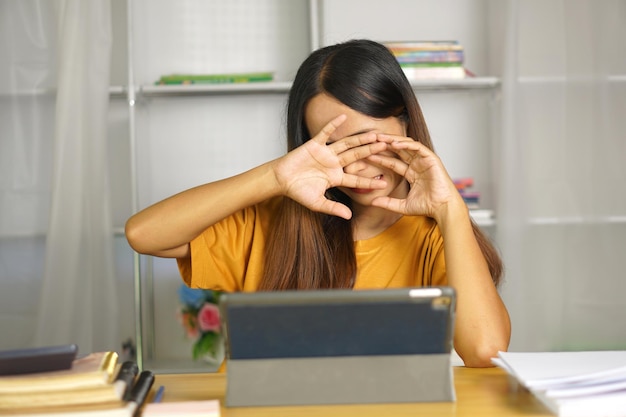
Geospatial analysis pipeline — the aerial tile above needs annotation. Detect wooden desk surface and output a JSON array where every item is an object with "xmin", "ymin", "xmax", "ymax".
[{"xmin": 153, "ymin": 367, "xmax": 553, "ymax": 416}]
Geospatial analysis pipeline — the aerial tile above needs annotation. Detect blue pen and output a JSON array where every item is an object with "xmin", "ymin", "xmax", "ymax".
[{"xmin": 153, "ymin": 385, "xmax": 165, "ymax": 403}]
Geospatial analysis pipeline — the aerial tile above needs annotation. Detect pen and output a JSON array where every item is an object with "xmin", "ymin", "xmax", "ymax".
[
  {"xmin": 127, "ymin": 370, "xmax": 155, "ymax": 417},
  {"xmin": 114, "ymin": 361, "xmax": 139, "ymax": 401},
  {"xmin": 153, "ymin": 385, "xmax": 165, "ymax": 403}
]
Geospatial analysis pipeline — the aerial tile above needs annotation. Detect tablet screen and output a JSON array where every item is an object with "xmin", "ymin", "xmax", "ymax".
[{"xmin": 220, "ymin": 287, "xmax": 455, "ymax": 360}]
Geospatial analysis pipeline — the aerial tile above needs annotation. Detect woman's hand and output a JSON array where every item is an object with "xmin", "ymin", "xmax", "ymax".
[
  {"xmin": 367, "ymin": 134, "xmax": 462, "ymax": 222},
  {"xmin": 370, "ymin": 134, "xmax": 511, "ymax": 366},
  {"xmin": 273, "ymin": 115, "xmax": 388, "ymax": 219}
]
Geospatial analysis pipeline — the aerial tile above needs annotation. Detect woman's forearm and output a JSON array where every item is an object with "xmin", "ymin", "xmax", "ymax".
[
  {"xmin": 125, "ymin": 161, "xmax": 281, "ymax": 258},
  {"xmin": 436, "ymin": 198, "xmax": 511, "ymax": 367}
]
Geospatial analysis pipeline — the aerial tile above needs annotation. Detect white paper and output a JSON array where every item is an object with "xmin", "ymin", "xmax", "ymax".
[{"xmin": 495, "ymin": 351, "xmax": 626, "ymax": 388}]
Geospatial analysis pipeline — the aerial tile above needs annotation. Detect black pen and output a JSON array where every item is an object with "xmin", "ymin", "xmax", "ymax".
[
  {"xmin": 114, "ymin": 361, "xmax": 139, "ymax": 401},
  {"xmin": 127, "ymin": 370, "xmax": 155, "ymax": 417}
]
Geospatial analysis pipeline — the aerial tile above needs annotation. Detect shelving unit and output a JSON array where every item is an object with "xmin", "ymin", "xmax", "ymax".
[{"xmin": 121, "ymin": 0, "xmax": 503, "ymax": 372}]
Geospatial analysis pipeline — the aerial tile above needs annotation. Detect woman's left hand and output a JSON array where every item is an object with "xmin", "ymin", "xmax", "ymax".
[{"xmin": 367, "ymin": 134, "xmax": 462, "ymax": 222}]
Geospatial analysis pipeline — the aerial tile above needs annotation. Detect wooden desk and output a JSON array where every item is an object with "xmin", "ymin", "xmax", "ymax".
[{"xmin": 153, "ymin": 367, "xmax": 553, "ymax": 416}]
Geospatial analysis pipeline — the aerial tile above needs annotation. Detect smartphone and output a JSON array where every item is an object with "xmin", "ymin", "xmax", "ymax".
[{"xmin": 0, "ymin": 344, "xmax": 78, "ymax": 376}]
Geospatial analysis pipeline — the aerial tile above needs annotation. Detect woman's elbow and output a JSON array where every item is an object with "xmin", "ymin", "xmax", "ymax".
[
  {"xmin": 461, "ymin": 348, "xmax": 500, "ymax": 368},
  {"xmin": 124, "ymin": 217, "xmax": 148, "ymax": 254},
  {"xmin": 457, "ymin": 334, "xmax": 510, "ymax": 368}
]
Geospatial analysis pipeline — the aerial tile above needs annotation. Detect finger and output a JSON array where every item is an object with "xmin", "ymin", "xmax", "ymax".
[
  {"xmin": 388, "ymin": 140, "xmax": 433, "ymax": 159},
  {"xmin": 336, "ymin": 141, "xmax": 388, "ymax": 167},
  {"xmin": 375, "ymin": 134, "xmax": 424, "ymax": 164},
  {"xmin": 312, "ymin": 114, "xmax": 347, "ymax": 145},
  {"xmin": 343, "ymin": 159, "xmax": 369, "ymax": 175},
  {"xmin": 376, "ymin": 133, "xmax": 415, "ymax": 145},
  {"xmin": 327, "ymin": 131, "xmax": 377, "ymax": 152},
  {"xmin": 366, "ymin": 153, "xmax": 410, "ymax": 177},
  {"xmin": 370, "ymin": 196, "xmax": 407, "ymax": 214},
  {"xmin": 385, "ymin": 146, "xmax": 415, "ymax": 165},
  {"xmin": 338, "ymin": 173, "xmax": 387, "ymax": 190},
  {"xmin": 377, "ymin": 140, "xmax": 434, "ymax": 169},
  {"xmin": 316, "ymin": 197, "xmax": 353, "ymax": 220}
]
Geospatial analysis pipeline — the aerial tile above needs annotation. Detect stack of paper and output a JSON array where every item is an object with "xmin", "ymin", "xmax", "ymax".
[{"xmin": 493, "ymin": 351, "xmax": 626, "ymax": 417}]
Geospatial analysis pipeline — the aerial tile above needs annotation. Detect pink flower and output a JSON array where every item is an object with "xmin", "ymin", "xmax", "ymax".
[{"xmin": 197, "ymin": 303, "xmax": 221, "ymax": 333}]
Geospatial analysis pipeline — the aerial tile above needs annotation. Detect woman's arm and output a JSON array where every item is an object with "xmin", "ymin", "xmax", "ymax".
[
  {"xmin": 368, "ymin": 136, "xmax": 511, "ymax": 367},
  {"xmin": 125, "ymin": 162, "xmax": 281, "ymax": 258},
  {"xmin": 125, "ymin": 115, "xmax": 388, "ymax": 258},
  {"xmin": 435, "ymin": 196, "xmax": 511, "ymax": 367}
]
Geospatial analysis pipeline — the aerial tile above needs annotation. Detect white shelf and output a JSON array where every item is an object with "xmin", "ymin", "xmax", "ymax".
[
  {"xmin": 109, "ymin": 85, "xmax": 127, "ymax": 98},
  {"xmin": 517, "ymin": 75, "xmax": 626, "ymax": 84},
  {"xmin": 470, "ymin": 209, "xmax": 496, "ymax": 227},
  {"xmin": 2, "ymin": 78, "xmax": 500, "ymax": 99},
  {"xmin": 410, "ymin": 77, "xmax": 500, "ymax": 91},
  {"xmin": 528, "ymin": 215, "xmax": 626, "ymax": 225},
  {"xmin": 0, "ymin": 88, "xmax": 55, "ymax": 97},
  {"xmin": 0, "ymin": 86, "xmax": 128, "ymax": 98},
  {"xmin": 139, "ymin": 81, "xmax": 293, "ymax": 97},
  {"xmin": 136, "ymin": 77, "xmax": 500, "ymax": 98}
]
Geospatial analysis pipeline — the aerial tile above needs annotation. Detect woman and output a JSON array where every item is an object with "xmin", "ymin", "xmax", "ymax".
[{"xmin": 125, "ymin": 39, "xmax": 511, "ymax": 367}]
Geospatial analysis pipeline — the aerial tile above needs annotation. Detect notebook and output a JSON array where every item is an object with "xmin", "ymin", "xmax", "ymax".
[{"xmin": 219, "ymin": 287, "xmax": 457, "ymax": 406}]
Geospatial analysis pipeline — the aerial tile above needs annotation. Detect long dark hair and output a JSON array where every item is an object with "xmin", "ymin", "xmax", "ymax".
[{"xmin": 259, "ymin": 39, "xmax": 503, "ymax": 290}]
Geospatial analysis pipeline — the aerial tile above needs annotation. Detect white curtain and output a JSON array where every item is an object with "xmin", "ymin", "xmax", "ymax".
[
  {"xmin": 498, "ymin": 0, "xmax": 626, "ymax": 352},
  {"xmin": 0, "ymin": 0, "xmax": 118, "ymax": 353}
]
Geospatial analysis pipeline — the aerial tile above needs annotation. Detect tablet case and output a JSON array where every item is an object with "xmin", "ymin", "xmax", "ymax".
[{"xmin": 219, "ymin": 287, "xmax": 456, "ymax": 407}]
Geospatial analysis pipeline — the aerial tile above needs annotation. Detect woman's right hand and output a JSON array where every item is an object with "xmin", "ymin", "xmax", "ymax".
[{"xmin": 272, "ymin": 115, "xmax": 387, "ymax": 219}]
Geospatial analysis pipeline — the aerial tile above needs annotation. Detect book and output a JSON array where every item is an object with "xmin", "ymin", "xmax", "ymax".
[
  {"xmin": 0, "ymin": 354, "xmax": 138, "ymax": 412},
  {"xmin": 0, "ymin": 351, "xmax": 118, "ymax": 395},
  {"xmin": 0, "ymin": 383, "xmax": 126, "ymax": 409},
  {"xmin": 384, "ymin": 40, "xmax": 464, "ymax": 52},
  {"xmin": 0, "ymin": 370, "xmax": 154, "ymax": 417},
  {"xmin": 385, "ymin": 40, "xmax": 468, "ymax": 80},
  {"xmin": 453, "ymin": 177, "xmax": 481, "ymax": 209},
  {"xmin": 393, "ymin": 50, "xmax": 464, "ymax": 64},
  {"xmin": 493, "ymin": 351, "xmax": 626, "ymax": 417},
  {"xmin": 155, "ymin": 72, "xmax": 274, "ymax": 85}
]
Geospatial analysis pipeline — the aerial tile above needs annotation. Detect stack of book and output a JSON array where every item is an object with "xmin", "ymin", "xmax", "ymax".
[
  {"xmin": 155, "ymin": 72, "xmax": 274, "ymax": 85},
  {"xmin": 0, "ymin": 350, "xmax": 153, "ymax": 417},
  {"xmin": 454, "ymin": 177, "xmax": 480, "ymax": 209},
  {"xmin": 384, "ymin": 41, "xmax": 467, "ymax": 80},
  {"xmin": 493, "ymin": 351, "xmax": 626, "ymax": 417}
]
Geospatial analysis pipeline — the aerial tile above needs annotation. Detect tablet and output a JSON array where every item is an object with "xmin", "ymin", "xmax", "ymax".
[{"xmin": 219, "ymin": 287, "xmax": 456, "ymax": 406}]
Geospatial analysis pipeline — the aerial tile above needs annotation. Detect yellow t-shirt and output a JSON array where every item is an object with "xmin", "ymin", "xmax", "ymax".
[{"xmin": 177, "ymin": 197, "xmax": 447, "ymax": 290}]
